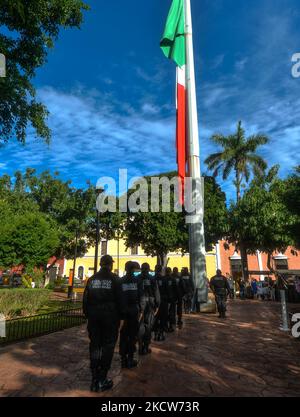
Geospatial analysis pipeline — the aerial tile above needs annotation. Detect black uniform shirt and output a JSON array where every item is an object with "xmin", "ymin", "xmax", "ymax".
[
  {"xmin": 166, "ymin": 274, "xmax": 177, "ymax": 302},
  {"xmin": 120, "ymin": 273, "xmax": 145, "ymax": 317},
  {"xmin": 155, "ymin": 273, "xmax": 169, "ymax": 301},
  {"xmin": 173, "ymin": 273, "xmax": 185, "ymax": 299},
  {"xmin": 140, "ymin": 271, "xmax": 161, "ymax": 308},
  {"xmin": 210, "ymin": 275, "xmax": 231, "ymax": 296},
  {"xmin": 82, "ymin": 268, "xmax": 122, "ymax": 319},
  {"xmin": 182, "ymin": 274, "xmax": 194, "ymax": 295}
]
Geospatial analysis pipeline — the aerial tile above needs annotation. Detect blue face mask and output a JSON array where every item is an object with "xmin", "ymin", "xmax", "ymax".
[
  {"xmin": 149, "ymin": 272, "xmax": 155, "ymax": 277},
  {"xmin": 133, "ymin": 272, "xmax": 140, "ymax": 277}
]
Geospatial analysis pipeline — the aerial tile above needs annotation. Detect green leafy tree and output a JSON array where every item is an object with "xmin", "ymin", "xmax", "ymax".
[
  {"xmin": 123, "ymin": 172, "xmax": 227, "ymax": 266},
  {"xmin": 0, "ymin": 0, "xmax": 89, "ymax": 144},
  {"xmin": 205, "ymin": 121, "xmax": 269, "ymax": 201},
  {"xmin": 205, "ymin": 121, "xmax": 269, "ymax": 279},
  {"xmin": 203, "ymin": 176, "xmax": 228, "ymax": 251},
  {"xmin": 0, "ymin": 200, "xmax": 59, "ymax": 269},
  {"xmin": 22, "ymin": 169, "xmax": 96, "ymax": 261},
  {"xmin": 279, "ymin": 166, "xmax": 300, "ymax": 249},
  {"xmin": 228, "ymin": 166, "xmax": 297, "ymax": 272}
]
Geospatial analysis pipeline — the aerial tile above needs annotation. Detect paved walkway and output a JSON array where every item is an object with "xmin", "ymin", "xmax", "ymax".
[{"xmin": 0, "ymin": 300, "xmax": 299, "ymax": 397}]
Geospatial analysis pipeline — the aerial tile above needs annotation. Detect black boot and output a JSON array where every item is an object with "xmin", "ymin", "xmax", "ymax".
[
  {"xmin": 99, "ymin": 378, "xmax": 114, "ymax": 392},
  {"xmin": 168, "ymin": 326, "xmax": 175, "ymax": 333},
  {"xmin": 158, "ymin": 331, "xmax": 165, "ymax": 342},
  {"xmin": 127, "ymin": 356, "xmax": 138, "ymax": 369},
  {"xmin": 121, "ymin": 355, "xmax": 128, "ymax": 369},
  {"xmin": 139, "ymin": 343, "xmax": 148, "ymax": 355},
  {"xmin": 154, "ymin": 332, "xmax": 159, "ymax": 341},
  {"xmin": 90, "ymin": 369, "xmax": 99, "ymax": 392},
  {"xmin": 90, "ymin": 378, "xmax": 99, "ymax": 393},
  {"xmin": 144, "ymin": 344, "xmax": 152, "ymax": 354}
]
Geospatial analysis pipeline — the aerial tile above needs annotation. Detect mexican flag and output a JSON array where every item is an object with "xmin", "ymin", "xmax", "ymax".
[{"xmin": 160, "ymin": 0, "xmax": 186, "ymax": 204}]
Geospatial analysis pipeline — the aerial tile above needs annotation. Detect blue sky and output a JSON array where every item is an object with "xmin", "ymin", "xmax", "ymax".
[{"xmin": 1, "ymin": 0, "xmax": 300, "ymax": 200}]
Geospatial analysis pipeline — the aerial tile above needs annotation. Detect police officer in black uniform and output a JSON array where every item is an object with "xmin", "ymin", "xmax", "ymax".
[
  {"xmin": 119, "ymin": 261, "xmax": 144, "ymax": 369},
  {"xmin": 154, "ymin": 264, "xmax": 168, "ymax": 341},
  {"xmin": 166, "ymin": 267, "xmax": 177, "ymax": 332},
  {"xmin": 83, "ymin": 255, "xmax": 122, "ymax": 392},
  {"xmin": 210, "ymin": 269, "xmax": 231, "ymax": 318},
  {"xmin": 138, "ymin": 263, "xmax": 160, "ymax": 355},
  {"xmin": 181, "ymin": 267, "xmax": 194, "ymax": 313},
  {"xmin": 172, "ymin": 267, "xmax": 185, "ymax": 328}
]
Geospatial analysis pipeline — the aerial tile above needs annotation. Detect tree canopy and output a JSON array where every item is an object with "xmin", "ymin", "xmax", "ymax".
[
  {"xmin": 0, "ymin": 0, "xmax": 89, "ymax": 144},
  {"xmin": 123, "ymin": 172, "xmax": 228, "ymax": 265},
  {"xmin": 227, "ymin": 166, "xmax": 297, "ymax": 270},
  {"xmin": 205, "ymin": 121, "xmax": 269, "ymax": 202}
]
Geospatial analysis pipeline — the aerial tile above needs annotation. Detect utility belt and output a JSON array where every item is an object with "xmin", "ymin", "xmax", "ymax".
[{"xmin": 215, "ymin": 289, "xmax": 227, "ymax": 297}]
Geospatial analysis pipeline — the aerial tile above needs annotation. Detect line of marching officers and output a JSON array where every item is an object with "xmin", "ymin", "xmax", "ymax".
[{"xmin": 82, "ymin": 254, "xmax": 195, "ymax": 393}]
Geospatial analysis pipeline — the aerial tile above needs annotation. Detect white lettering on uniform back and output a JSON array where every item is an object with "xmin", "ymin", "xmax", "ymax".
[
  {"xmin": 122, "ymin": 283, "xmax": 138, "ymax": 292},
  {"xmin": 91, "ymin": 280, "xmax": 112, "ymax": 289}
]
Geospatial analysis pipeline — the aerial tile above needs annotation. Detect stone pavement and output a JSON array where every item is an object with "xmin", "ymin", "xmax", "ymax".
[{"xmin": 0, "ymin": 300, "xmax": 299, "ymax": 397}]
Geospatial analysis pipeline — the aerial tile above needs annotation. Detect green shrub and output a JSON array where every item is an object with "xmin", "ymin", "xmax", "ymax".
[
  {"xmin": 21, "ymin": 274, "xmax": 32, "ymax": 288},
  {"xmin": 45, "ymin": 282, "xmax": 55, "ymax": 290},
  {"xmin": 54, "ymin": 276, "xmax": 63, "ymax": 287},
  {"xmin": 22, "ymin": 269, "xmax": 45, "ymax": 288},
  {"xmin": 0, "ymin": 289, "xmax": 51, "ymax": 319}
]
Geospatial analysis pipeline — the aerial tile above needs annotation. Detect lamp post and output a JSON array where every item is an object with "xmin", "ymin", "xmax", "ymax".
[
  {"xmin": 68, "ymin": 228, "xmax": 78, "ymax": 299},
  {"xmin": 94, "ymin": 186, "xmax": 104, "ymax": 274}
]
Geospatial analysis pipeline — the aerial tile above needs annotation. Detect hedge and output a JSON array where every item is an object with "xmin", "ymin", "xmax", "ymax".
[{"xmin": 0, "ymin": 289, "xmax": 51, "ymax": 319}]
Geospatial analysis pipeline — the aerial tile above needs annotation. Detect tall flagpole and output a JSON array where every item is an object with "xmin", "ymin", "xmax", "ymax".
[{"xmin": 184, "ymin": 0, "xmax": 208, "ymax": 304}]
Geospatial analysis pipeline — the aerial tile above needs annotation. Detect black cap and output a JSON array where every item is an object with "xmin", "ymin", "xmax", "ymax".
[
  {"xmin": 141, "ymin": 263, "xmax": 150, "ymax": 272},
  {"xmin": 125, "ymin": 261, "xmax": 133, "ymax": 272},
  {"xmin": 100, "ymin": 255, "xmax": 114, "ymax": 267}
]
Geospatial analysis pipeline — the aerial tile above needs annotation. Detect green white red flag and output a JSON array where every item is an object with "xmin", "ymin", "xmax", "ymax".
[{"xmin": 160, "ymin": 0, "xmax": 186, "ymax": 204}]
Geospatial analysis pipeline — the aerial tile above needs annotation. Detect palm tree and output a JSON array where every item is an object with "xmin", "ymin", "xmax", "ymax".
[
  {"xmin": 205, "ymin": 121, "xmax": 269, "ymax": 201},
  {"xmin": 205, "ymin": 121, "xmax": 269, "ymax": 281}
]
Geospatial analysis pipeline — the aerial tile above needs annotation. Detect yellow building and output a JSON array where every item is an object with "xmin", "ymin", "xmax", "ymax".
[{"xmin": 64, "ymin": 238, "xmax": 217, "ymax": 280}]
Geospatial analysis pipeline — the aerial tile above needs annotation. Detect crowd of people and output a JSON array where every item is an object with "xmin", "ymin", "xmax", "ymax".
[
  {"xmin": 238, "ymin": 276, "xmax": 300, "ymax": 302},
  {"xmin": 82, "ymin": 255, "xmax": 195, "ymax": 393}
]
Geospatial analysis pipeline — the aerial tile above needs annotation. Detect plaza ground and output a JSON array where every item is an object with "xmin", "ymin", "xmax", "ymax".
[{"xmin": 0, "ymin": 300, "xmax": 299, "ymax": 397}]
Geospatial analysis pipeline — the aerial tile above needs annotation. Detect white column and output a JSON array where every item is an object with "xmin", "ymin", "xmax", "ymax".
[{"xmin": 216, "ymin": 242, "xmax": 222, "ymax": 271}]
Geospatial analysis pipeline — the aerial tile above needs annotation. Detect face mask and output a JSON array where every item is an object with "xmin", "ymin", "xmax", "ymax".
[
  {"xmin": 149, "ymin": 272, "xmax": 155, "ymax": 277},
  {"xmin": 133, "ymin": 272, "xmax": 140, "ymax": 277}
]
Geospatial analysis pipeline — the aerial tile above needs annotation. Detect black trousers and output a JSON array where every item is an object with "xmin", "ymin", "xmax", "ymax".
[
  {"xmin": 177, "ymin": 297, "xmax": 183, "ymax": 324},
  {"xmin": 154, "ymin": 299, "xmax": 168, "ymax": 333},
  {"xmin": 87, "ymin": 317, "xmax": 119, "ymax": 379},
  {"xmin": 168, "ymin": 301, "xmax": 176, "ymax": 326},
  {"xmin": 215, "ymin": 294, "xmax": 227, "ymax": 314},
  {"xmin": 119, "ymin": 315, "xmax": 139, "ymax": 357},
  {"xmin": 183, "ymin": 294, "xmax": 193, "ymax": 313},
  {"xmin": 141, "ymin": 304, "xmax": 155, "ymax": 346}
]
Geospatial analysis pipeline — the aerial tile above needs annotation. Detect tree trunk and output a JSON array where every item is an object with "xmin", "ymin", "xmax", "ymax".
[
  {"xmin": 156, "ymin": 253, "xmax": 168, "ymax": 269},
  {"xmin": 267, "ymin": 252, "xmax": 273, "ymax": 272},
  {"xmin": 240, "ymin": 242, "xmax": 249, "ymax": 281},
  {"xmin": 236, "ymin": 169, "xmax": 241, "ymax": 202}
]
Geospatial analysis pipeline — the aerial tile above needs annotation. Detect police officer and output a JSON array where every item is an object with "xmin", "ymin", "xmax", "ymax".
[
  {"xmin": 154, "ymin": 265, "xmax": 168, "ymax": 341},
  {"xmin": 119, "ymin": 261, "xmax": 144, "ymax": 369},
  {"xmin": 138, "ymin": 263, "xmax": 160, "ymax": 355},
  {"xmin": 83, "ymin": 255, "xmax": 122, "ymax": 392},
  {"xmin": 172, "ymin": 267, "xmax": 185, "ymax": 329},
  {"xmin": 166, "ymin": 267, "xmax": 177, "ymax": 333},
  {"xmin": 210, "ymin": 269, "xmax": 231, "ymax": 318},
  {"xmin": 181, "ymin": 267, "xmax": 194, "ymax": 314}
]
